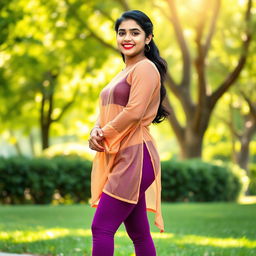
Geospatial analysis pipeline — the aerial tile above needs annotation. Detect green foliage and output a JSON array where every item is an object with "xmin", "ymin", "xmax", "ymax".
[
  {"xmin": 0, "ymin": 156, "xmax": 29, "ymax": 204},
  {"xmin": 204, "ymin": 141, "xmax": 233, "ymax": 162},
  {"xmin": 52, "ymin": 155, "xmax": 92, "ymax": 203},
  {"xmin": 27, "ymin": 157, "xmax": 58, "ymax": 204},
  {"xmin": 0, "ymin": 155, "xmax": 92, "ymax": 204},
  {"xmin": 248, "ymin": 163, "xmax": 256, "ymax": 195},
  {"xmin": 161, "ymin": 159, "xmax": 246, "ymax": 202},
  {"xmin": 0, "ymin": 0, "xmax": 255, "ymax": 160},
  {"xmin": 0, "ymin": 156, "xmax": 246, "ymax": 204}
]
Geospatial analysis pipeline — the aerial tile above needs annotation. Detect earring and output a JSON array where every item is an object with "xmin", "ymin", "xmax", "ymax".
[{"xmin": 145, "ymin": 44, "xmax": 150, "ymax": 52}]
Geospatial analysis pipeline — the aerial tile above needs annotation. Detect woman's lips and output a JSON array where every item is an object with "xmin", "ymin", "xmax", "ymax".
[{"xmin": 122, "ymin": 44, "xmax": 135, "ymax": 50}]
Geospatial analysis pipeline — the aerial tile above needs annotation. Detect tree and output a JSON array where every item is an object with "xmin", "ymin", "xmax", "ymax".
[
  {"xmin": 67, "ymin": 0, "xmax": 254, "ymax": 159},
  {"xmin": 236, "ymin": 91, "xmax": 256, "ymax": 172},
  {"xmin": 0, "ymin": 0, "xmax": 111, "ymax": 152},
  {"xmin": 155, "ymin": 0, "xmax": 254, "ymax": 158}
]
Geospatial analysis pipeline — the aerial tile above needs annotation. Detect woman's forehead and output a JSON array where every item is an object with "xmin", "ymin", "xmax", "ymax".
[{"xmin": 118, "ymin": 19, "xmax": 142, "ymax": 30}]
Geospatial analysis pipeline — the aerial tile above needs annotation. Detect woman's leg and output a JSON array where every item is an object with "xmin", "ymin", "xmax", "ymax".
[
  {"xmin": 123, "ymin": 142, "xmax": 156, "ymax": 255},
  {"xmin": 91, "ymin": 192, "xmax": 136, "ymax": 256},
  {"xmin": 124, "ymin": 193, "xmax": 156, "ymax": 255},
  {"xmin": 91, "ymin": 142, "xmax": 156, "ymax": 256}
]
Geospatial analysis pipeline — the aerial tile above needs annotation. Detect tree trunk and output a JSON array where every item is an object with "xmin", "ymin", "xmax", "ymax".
[
  {"xmin": 162, "ymin": 0, "xmax": 252, "ymax": 159},
  {"xmin": 41, "ymin": 123, "xmax": 50, "ymax": 150},
  {"xmin": 181, "ymin": 129, "xmax": 203, "ymax": 159},
  {"xmin": 9, "ymin": 130, "xmax": 22, "ymax": 156},
  {"xmin": 68, "ymin": 0, "xmax": 252, "ymax": 159},
  {"xmin": 29, "ymin": 131, "xmax": 36, "ymax": 156},
  {"xmin": 39, "ymin": 71, "xmax": 78, "ymax": 151},
  {"xmin": 236, "ymin": 122, "xmax": 256, "ymax": 173},
  {"xmin": 236, "ymin": 123, "xmax": 256, "ymax": 195}
]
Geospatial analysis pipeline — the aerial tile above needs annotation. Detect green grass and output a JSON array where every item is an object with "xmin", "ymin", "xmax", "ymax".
[{"xmin": 0, "ymin": 202, "xmax": 256, "ymax": 256}]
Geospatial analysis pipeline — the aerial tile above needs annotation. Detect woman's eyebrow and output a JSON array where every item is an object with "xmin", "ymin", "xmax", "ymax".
[{"xmin": 118, "ymin": 28, "xmax": 141, "ymax": 32}]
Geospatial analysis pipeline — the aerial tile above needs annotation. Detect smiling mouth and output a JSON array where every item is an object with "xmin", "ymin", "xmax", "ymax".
[{"xmin": 122, "ymin": 44, "xmax": 135, "ymax": 50}]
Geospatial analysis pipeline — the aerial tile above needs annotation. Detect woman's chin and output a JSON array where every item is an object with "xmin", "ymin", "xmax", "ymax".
[{"xmin": 122, "ymin": 51, "xmax": 138, "ymax": 57}]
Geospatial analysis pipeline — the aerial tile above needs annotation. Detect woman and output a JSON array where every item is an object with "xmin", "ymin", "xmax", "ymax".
[{"xmin": 88, "ymin": 10, "xmax": 169, "ymax": 256}]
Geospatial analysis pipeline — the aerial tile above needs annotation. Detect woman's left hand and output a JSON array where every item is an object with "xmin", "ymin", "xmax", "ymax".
[{"xmin": 88, "ymin": 127, "xmax": 105, "ymax": 152}]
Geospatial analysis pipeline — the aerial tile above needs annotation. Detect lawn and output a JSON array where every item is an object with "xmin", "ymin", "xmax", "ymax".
[{"xmin": 0, "ymin": 202, "xmax": 255, "ymax": 256}]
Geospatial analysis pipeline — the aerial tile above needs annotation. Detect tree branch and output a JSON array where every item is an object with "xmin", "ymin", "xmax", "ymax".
[
  {"xmin": 215, "ymin": 114, "xmax": 242, "ymax": 140},
  {"xmin": 193, "ymin": 1, "xmax": 209, "ymax": 131},
  {"xmin": 64, "ymin": 0, "xmax": 118, "ymax": 53},
  {"xmin": 115, "ymin": 0, "xmax": 130, "ymax": 11},
  {"xmin": 162, "ymin": 0, "xmax": 195, "ymax": 119},
  {"xmin": 166, "ymin": 0, "xmax": 191, "ymax": 87},
  {"xmin": 52, "ymin": 85, "xmax": 80, "ymax": 122},
  {"xmin": 240, "ymin": 90, "xmax": 256, "ymax": 121},
  {"xmin": 203, "ymin": 0, "xmax": 221, "ymax": 57},
  {"xmin": 210, "ymin": 0, "xmax": 252, "ymax": 108},
  {"xmin": 165, "ymin": 72, "xmax": 179, "ymax": 96},
  {"xmin": 152, "ymin": 3, "xmax": 172, "ymax": 21},
  {"xmin": 162, "ymin": 94, "xmax": 185, "ymax": 144},
  {"xmin": 94, "ymin": 7, "xmax": 115, "ymax": 23}
]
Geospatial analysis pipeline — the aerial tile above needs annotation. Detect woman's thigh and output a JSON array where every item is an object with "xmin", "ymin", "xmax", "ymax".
[
  {"xmin": 122, "ymin": 142, "xmax": 155, "ymax": 232},
  {"xmin": 91, "ymin": 142, "xmax": 155, "ymax": 232},
  {"xmin": 91, "ymin": 192, "xmax": 136, "ymax": 234},
  {"xmin": 139, "ymin": 142, "xmax": 155, "ymax": 195}
]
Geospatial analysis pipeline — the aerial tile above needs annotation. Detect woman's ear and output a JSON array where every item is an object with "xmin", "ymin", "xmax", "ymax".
[{"xmin": 145, "ymin": 34, "xmax": 153, "ymax": 45}]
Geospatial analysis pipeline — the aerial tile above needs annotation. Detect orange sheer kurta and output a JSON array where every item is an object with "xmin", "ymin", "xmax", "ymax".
[{"xmin": 89, "ymin": 58, "xmax": 164, "ymax": 233}]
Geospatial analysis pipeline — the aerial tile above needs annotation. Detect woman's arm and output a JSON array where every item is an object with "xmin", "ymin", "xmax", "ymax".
[
  {"xmin": 101, "ymin": 61, "xmax": 160, "ymax": 153},
  {"xmin": 90, "ymin": 115, "xmax": 101, "ymax": 136},
  {"xmin": 95, "ymin": 115, "xmax": 100, "ymax": 127}
]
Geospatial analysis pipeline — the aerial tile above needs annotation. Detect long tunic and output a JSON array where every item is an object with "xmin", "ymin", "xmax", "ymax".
[{"xmin": 89, "ymin": 58, "xmax": 164, "ymax": 233}]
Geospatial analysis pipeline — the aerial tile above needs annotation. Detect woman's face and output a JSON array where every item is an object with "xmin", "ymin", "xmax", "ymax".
[{"xmin": 116, "ymin": 19, "xmax": 151, "ymax": 58}]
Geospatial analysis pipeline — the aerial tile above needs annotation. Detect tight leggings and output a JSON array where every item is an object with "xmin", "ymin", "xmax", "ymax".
[{"xmin": 91, "ymin": 142, "xmax": 156, "ymax": 256}]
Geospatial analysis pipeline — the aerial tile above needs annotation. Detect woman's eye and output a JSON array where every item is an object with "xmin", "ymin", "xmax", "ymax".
[{"xmin": 118, "ymin": 32, "xmax": 139, "ymax": 36}]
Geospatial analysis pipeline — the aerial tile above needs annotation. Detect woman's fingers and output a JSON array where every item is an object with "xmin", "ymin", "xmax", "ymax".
[
  {"xmin": 89, "ymin": 136, "xmax": 105, "ymax": 152},
  {"xmin": 89, "ymin": 127, "xmax": 105, "ymax": 152},
  {"xmin": 91, "ymin": 137, "xmax": 105, "ymax": 152}
]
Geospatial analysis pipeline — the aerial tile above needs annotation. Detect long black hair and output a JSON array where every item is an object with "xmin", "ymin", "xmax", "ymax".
[{"xmin": 114, "ymin": 10, "xmax": 170, "ymax": 124}]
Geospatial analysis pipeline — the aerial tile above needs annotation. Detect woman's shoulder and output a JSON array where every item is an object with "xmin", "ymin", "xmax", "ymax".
[
  {"xmin": 128, "ymin": 58, "xmax": 160, "ymax": 80},
  {"xmin": 136, "ymin": 58, "xmax": 158, "ymax": 70}
]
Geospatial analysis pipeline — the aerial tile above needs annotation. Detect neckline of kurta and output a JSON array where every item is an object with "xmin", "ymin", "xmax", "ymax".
[
  {"xmin": 121, "ymin": 57, "xmax": 148, "ymax": 72},
  {"xmin": 107, "ymin": 58, "xmax": 149, "ymax": 91}
]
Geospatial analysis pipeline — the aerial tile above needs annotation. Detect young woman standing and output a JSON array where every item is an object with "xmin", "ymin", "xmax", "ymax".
[{"xmin": 88, "ymin": 10, "xmax": 169, "ymax": 256}]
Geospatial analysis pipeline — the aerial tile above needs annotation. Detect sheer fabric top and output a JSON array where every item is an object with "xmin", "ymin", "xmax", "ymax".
[{"xmin": 89, "ymin": 58, "xmax": 164, "ymax": 232}]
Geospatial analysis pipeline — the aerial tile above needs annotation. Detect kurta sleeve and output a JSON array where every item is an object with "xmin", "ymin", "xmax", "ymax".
[
  {"xmin": 95, "ymin": 115, "xmax": 100, "ymax": 127},
  {"xmin": 101, "ymin": 61, "xmax": 160, "ymax": 154}
]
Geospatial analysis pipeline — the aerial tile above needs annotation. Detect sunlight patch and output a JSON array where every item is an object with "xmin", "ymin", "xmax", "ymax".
[
  {"xmin": 177, "ymin": 235, "xmax": 256, "ymax": 248},
  {"xmin": 0, "ymin": 228, "xmax": 92, "ymax": 243}
]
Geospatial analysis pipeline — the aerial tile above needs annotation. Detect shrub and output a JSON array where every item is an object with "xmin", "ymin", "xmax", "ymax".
[
  {"xmin": 0, "ymin": 155, "xmax": 91, "ymax": 204},
  {"xmin": 0, "ymin": 156, "xmax": 30, "ymax": 204},
  {"xmin": 248, "ymin": 164, "xmax": 256, "ymax": 195},
  {"xmin": 0, "ymin": 156, "xmax": 246, "ymax": 204},
  {"xmin": 52, "ymin": 155, "xmax": 92, "ymax": 203},
  {"xmin": 27, "ymin": 157, "xmax": 58, "ymax": 204},
  {"xmin": 161, "ymin": 159, "xmax": 246, "ymax": 202}
]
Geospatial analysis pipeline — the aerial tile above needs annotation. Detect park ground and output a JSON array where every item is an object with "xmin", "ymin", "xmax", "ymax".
[{"xmin": 0, "ymin": 197, "xmax": 256, "ymax": 256}]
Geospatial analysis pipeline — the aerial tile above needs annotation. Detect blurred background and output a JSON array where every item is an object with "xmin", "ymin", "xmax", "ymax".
[
  {"xmin": 1, "ymin": 0, "xmax": 255, "ymax": 193},
  {"xmin": 0, "ymin": 0, "xmax": 256, "ymax": 255}
]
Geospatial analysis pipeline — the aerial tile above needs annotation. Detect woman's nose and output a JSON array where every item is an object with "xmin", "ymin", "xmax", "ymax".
[{"xmin": 124, "ymin": 33, "xmax": 131, "ymax": 41}]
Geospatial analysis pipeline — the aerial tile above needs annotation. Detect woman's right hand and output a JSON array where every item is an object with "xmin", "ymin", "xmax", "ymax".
[{"xmin": 88, "ymin": 127, "xmax": 105, "ymax": 152}]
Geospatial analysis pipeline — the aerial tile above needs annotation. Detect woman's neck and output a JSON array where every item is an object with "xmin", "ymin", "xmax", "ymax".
[{"xmin": 123, "ymin": 55, "xmax": 147, "ymax": 70}]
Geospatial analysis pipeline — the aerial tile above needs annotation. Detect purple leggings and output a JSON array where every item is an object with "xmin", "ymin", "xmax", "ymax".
[{"xmin": 91, "ymin": 142, "xmax": 156, "ymax": 256}]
